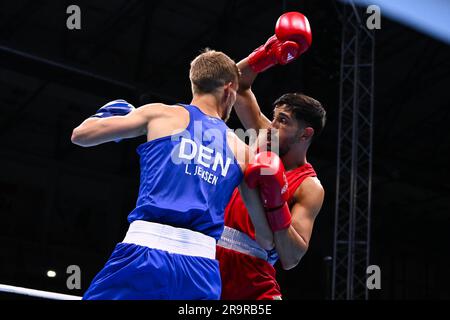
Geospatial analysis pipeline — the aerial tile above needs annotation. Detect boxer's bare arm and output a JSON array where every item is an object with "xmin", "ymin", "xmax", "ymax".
[
  {"xmin": 238, "ymin": 180, "xmax": 274, "ymax": 250},
  {"xmin": 234, "ymin": 58, "xmax": 271, "ymax": 131},
  {"xmin": 274, "ymin": 177, "xmax": 324, "ymax": 270},
  {"xmin": 235, "ymin": 12, "xmax": 311, "ymax": 132},
  {"xmin": 71, "ymin": 103, "xmax": 185, "ymax": 147},
  {"xmin": 227, "ymin": 132, "xmax": 274, "ymax": 250}
]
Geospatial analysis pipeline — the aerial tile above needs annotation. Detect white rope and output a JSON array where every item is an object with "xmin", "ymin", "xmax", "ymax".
[{"xmin": 0, "ymin": 284, "xmax": 82, "ymax": 300}]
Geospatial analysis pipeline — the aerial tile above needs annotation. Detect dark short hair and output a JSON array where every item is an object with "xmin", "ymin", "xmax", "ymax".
[{"xmin": 273, "ymin": 93, "xmax": 326, "ymax": 137}]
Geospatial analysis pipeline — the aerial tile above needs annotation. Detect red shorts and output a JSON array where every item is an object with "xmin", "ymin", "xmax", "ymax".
[{"xmin": 217, "ymin": 245, "xmax": 281, "ymax": 300}]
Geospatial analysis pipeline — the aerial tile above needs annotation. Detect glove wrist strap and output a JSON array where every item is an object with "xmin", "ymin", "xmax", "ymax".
[
  {"xmin": 248, "ymin": 48, "xmax": 277, "ymax": 73},
  {"xmin": 265, "ymin": 203, "xmax": 291, "ymax": 232}
]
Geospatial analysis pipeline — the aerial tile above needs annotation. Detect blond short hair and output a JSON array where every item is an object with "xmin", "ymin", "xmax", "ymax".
[{"xmin": 189, "ymin": 49, "xmax": 240, "ymax": 94}]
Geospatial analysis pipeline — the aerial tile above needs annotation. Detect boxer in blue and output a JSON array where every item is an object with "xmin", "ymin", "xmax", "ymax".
[{"xmin": 71, "ymin": 49, "xmax": 272, "ymax": 300}]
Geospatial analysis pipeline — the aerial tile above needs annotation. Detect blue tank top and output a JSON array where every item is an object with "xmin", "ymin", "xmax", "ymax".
[{"xmin": 127, "ymin": 104, "xmax": 243, "ymax": 240}]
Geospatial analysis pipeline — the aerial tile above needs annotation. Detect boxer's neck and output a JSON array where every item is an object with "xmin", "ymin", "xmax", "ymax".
[
  {"xmin": 190, "ymin": 94, "xmax": 223, "ymax": 119},
  {"xmin": 282, "ymin": 147, "xmax": 308, "ymax": 171}
]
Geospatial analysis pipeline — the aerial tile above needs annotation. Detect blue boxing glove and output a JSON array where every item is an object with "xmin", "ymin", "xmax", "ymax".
[
  {"xmin": 90, "ymin": 99, "xmax": 135, "ymax": 143},
  {"xmin": 90, "ymin": 99, "xmax": 135, "ymax": 118}
]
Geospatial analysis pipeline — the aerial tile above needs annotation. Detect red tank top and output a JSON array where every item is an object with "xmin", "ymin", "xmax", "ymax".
[{"xmin": 224, "ymin": 162, "xmax": 317, "ymax": 239}]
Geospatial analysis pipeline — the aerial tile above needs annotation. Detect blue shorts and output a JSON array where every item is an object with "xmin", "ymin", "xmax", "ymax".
[{"xmin": 82, "ymin": 242, "xmax": 221, "ymax": 300}]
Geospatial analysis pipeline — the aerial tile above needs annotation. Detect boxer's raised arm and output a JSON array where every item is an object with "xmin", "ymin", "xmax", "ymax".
[
  {"xmin": 71, "ymin": 102, "xmax": 165, "ymax": 147},
  {"xmin": 234, "ymin": 59, "xmax": 271, "ymax": 131},
  {"xmin": 234, "ymin": 12, "xmax": 312, "ymax": 131}
]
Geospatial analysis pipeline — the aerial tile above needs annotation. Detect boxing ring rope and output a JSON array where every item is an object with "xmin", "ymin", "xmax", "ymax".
[{"xmin": 0, "ymin": 284, "xmax": 82, "ymax": 300}]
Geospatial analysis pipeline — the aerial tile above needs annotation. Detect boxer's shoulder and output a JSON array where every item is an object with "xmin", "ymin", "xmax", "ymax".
[
  {"xmin": 138, "ymin": 103, "xmax": 189, "ymax": 120},
  {"xmin": 292, "ymin": 176, "xmax": 324, "ymax": 206},
  {"xmin": 139, "ymin": 103, "xmax": 190, "ymax": 139}
]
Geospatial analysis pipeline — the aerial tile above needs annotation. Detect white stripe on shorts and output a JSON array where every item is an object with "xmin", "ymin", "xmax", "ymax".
[{"xmin": 122, "ymin": 220, "xmax": 216, "ymax": 260}]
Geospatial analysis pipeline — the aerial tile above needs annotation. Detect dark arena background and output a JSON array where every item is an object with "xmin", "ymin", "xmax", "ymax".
[{"xmin": 0, "ymin": 0, "xmax": 449, "ymax": 302}]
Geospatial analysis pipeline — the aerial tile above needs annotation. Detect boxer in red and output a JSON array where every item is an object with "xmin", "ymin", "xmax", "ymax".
[{"xmin": 217, "ymin": 12, "xmax": 326, "ymax": 300}]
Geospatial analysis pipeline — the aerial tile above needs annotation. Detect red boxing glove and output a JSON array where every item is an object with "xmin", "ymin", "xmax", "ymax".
[
  {"xmin": 247, "ymin": 35, "xmax": 301, "ymax": 73},
  {"xmin": 245, "ymin": 151, "xmax": 291, "ymax": 232},
  {"xmin": 248, "ymin": 11, "xmax": 312, "ymax": 73},
  {"xmin": 276, "ymin": 12, "xmax": 312, "ymax": 55}
]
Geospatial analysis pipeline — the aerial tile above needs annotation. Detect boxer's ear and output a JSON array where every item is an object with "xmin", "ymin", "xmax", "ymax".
[
  {"xmin": 299, "ymin": 127, "xmax": 314, "ymax": 141},
  {"xmin": 223, "ymin": 82, "xmax": 234, "ymax": 97}
]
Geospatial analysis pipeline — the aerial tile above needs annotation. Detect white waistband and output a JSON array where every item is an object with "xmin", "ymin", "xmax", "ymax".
[
  {"xmin": 122, "ymin": 220, "xmax": 216, "ymax": 260},
  {"xmin": 217, "ymin": 226, "xmax": 268, "ymax": 261}
]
